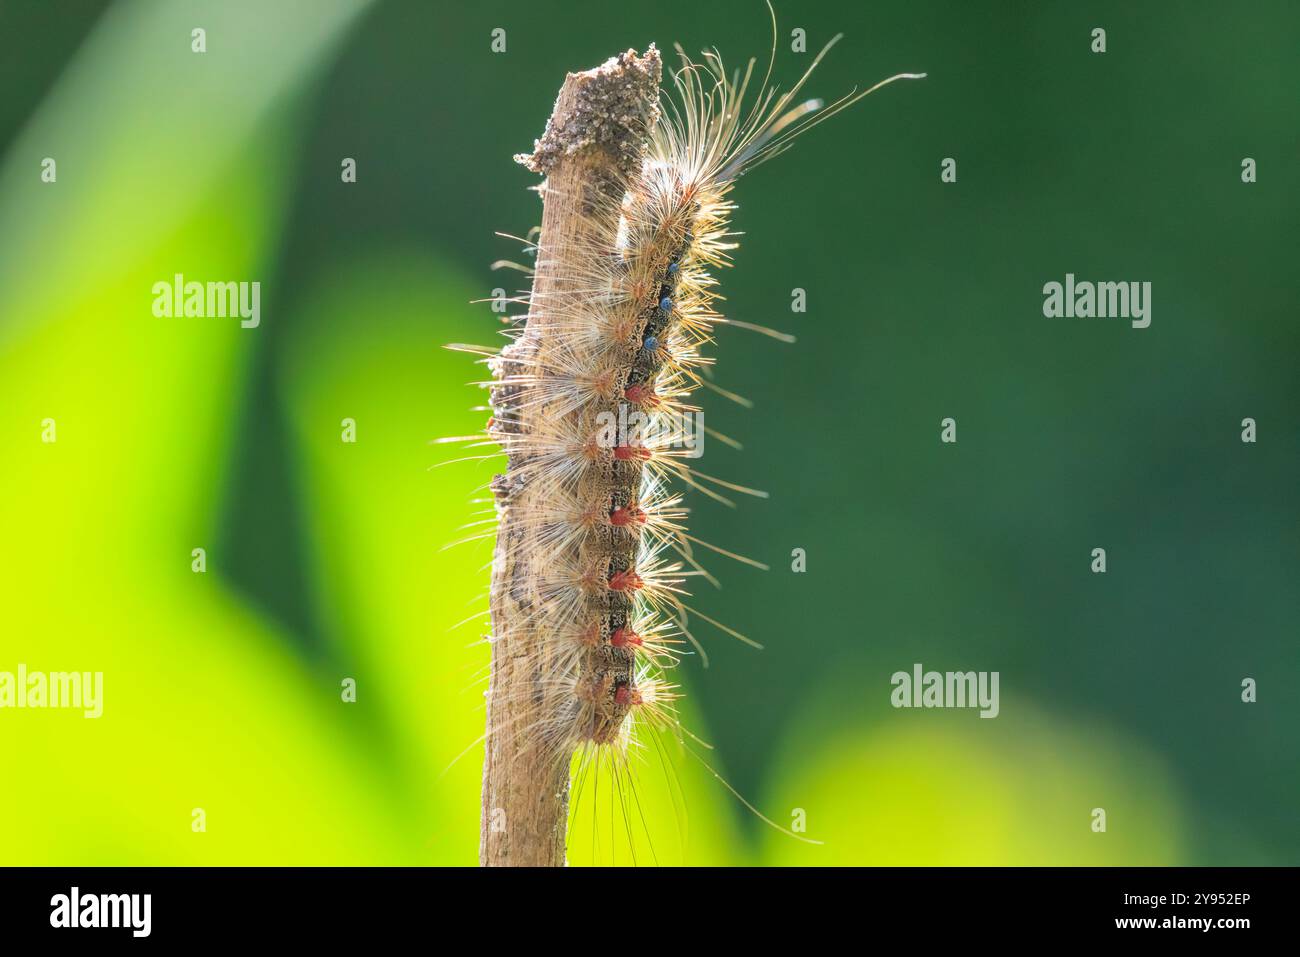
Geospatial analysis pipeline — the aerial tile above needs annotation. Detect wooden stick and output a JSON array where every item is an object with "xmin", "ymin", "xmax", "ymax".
[{"xmin": 480, "ymin": 47, "xmax": 662, "ymax": 867}]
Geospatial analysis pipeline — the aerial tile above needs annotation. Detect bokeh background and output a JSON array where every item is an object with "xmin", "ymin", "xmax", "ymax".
[{"xmin": 1, "ymin": 0, "xmax": 1295, "ymax": 866}]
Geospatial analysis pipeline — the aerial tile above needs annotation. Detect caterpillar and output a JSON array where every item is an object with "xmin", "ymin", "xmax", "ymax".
[{"xmin": 447, "ymin": 16, "xmax": 923, "ymax": 866}]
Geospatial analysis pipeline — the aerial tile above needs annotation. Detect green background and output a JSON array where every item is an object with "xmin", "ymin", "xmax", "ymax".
[{"xmin": 1, "ymin": 0, "xmax": 1295, "ymax": 865}]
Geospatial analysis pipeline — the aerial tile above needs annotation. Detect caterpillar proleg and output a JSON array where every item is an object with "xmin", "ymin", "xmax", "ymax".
[{"xmin": 451, "ymin": 18, "xmax": 923, "ymax": 866}]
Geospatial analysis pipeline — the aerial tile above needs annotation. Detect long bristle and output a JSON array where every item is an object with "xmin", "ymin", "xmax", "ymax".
[{"xmin": 456, "ymin": 24, "xmax": 922, "ymax": 861}]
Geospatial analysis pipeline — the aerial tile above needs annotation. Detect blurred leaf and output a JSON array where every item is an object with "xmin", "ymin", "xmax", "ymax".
[
  {"xmin": 760, "ymin": 697, "xmax": 1185, "ymax": 865},
  {"xmin": 0, "ymin": 0, "xmax": 392, "ymax": 865},
  {"xmin": 0, "ymin": 0, "xmax": 374, "ymax": 347}
]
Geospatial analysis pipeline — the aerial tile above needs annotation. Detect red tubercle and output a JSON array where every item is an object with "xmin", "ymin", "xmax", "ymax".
[
  {"xmin": 610, "ymin": 627, "xmax": 643, "ymax": 649},
  {"xmin": 613, "ymin": 681, "xmax": 640, "ymax": 707},
  {"xmin": 613, "ymin": 444, "xmax": 652, "ymax": 462},
  {"xmin": 609, "ymin": 505, "xmax": 647, "ymax": 527},
  {"xmin": 607, "ymin": 569, "xmax": 644, "ymax": 592},
  {"xmin": 623, "ymin": 383, "xmax": 660, "ymax": 406}
]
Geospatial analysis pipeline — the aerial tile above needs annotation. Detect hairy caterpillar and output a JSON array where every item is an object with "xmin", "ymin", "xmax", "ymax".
[{"xmin": 447, "ymin": 19, "xmax": 922, "ymax": 866}]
